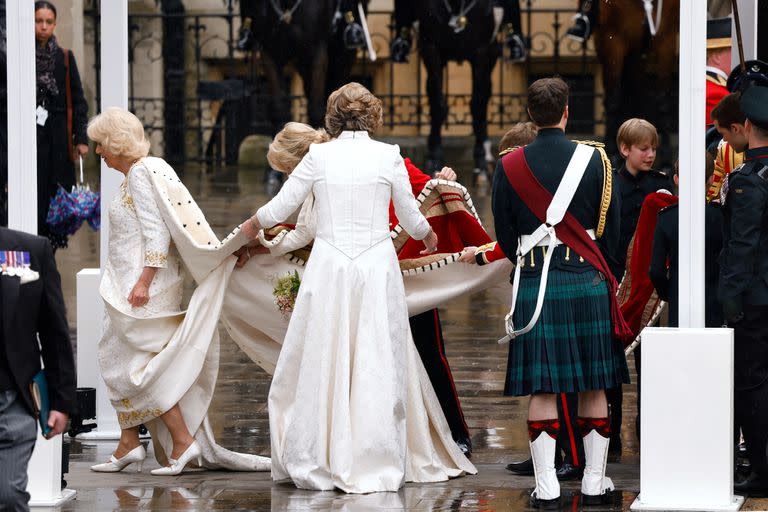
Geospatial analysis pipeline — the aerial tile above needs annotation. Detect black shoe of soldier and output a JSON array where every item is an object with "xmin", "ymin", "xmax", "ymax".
[
  {"xmin": 581, "ymin": 489, "xmax": 614, "ymax": 506},
  {"xmin": 506, "ymin": 457, "xmax": 534, "ymax": 475},
  {"xmin": 237, "ymin": 27, "xmax": 255, "ymax": 52},
  {"xmin": 735, "ymin": 472, "xmax": 768, "ymax": 497},
  {"xmin": 455, "ymin": 437, "xmax": 472, "ymax": 457},
  {"xmin": 506, "ymin": 33, "xmax": 527, "ymax": 62},
  {"xmin": 390, "ymin": 36, "xmax": 412, "ymax": 63},
  {"xmin": 530, "ymin": 492, "xmax": 561, "ymax": 509},
  {"xmin": 556, "ymin": 462, "xmax": 583, "ymax": 481},
  {"xmin": 565, "ymin": 14, "xmax": 591, "ymax": 43}
]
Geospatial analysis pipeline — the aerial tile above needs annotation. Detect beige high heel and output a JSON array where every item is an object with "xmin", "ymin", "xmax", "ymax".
[
  {"xmin": 150, "ymin": 441, "xmax": 202, "ymax": 476},
  {"xmin": 90, "ymin": 444, "xmax": 147, "ymax": 473}
]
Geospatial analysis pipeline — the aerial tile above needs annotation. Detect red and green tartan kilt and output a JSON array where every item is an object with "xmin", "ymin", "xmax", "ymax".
[{"xmin": 504, "ymin": 267, "xmax": 630, "ymax": 396}]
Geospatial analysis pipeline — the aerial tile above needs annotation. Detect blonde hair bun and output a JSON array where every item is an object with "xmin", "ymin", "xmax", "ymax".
[{"xmin": 267, "ymin": 122, "xmax": 330, "ymax": 174}]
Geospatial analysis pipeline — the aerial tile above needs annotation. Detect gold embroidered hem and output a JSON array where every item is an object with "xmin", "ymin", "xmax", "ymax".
[
  {"xmin": 144, "ymin": 250, "xmax": 168, "ymax": 267},
  {"xmin": 114, "ymin": 398, "xmax": 164, "ymax": 428}
]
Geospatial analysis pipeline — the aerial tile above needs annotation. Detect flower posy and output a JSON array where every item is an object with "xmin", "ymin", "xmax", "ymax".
[{"xmin": 273, "ymin": 270, "xmax": 301, "ymax": 318}]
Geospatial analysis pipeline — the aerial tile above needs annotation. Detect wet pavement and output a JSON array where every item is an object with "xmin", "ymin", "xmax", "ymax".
[{"xmin": 49, "ymin": 163, "xmax": 756, "ymax": 511}]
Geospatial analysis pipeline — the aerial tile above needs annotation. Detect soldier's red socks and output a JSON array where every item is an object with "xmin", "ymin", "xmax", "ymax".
[
  {"xmin": 577, "ymin": 417, "xmax": 611, "ymax": 437},
  {"xmin": 527, "ymin": 419, "xmax": 560, "ymax": 441}
]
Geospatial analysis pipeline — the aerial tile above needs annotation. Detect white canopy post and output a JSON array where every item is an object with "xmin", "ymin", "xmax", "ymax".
[
  {"xmin": 7, "ymin": 0, "xmax": 76, "ymax": 506},
  {"xmin": 74, "ymin": 0, "xmax": 129, "ymax": 440},
  {"xmin": 6, "ymin": 0, "xmax": 38, "ymax": 233},
  {"xmin": 632, "ymin": 1, "xmax": 742, "ymax": 510}
]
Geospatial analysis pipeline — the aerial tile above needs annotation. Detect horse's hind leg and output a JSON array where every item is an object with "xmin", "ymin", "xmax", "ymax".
[
  {"xmin": 260, "ymin": 50, "xmax": 289, "ymax": 191},
  {"xmin": 422, "ymin": 43, "xmax": 446, "ymax": 173},
  {"xmin": 299, "ymin": 42, "xmax": 330, "ymax": 128},
  {"xmin": 470, "ymin": 48, "xmax": 499, "ymax": 182}
]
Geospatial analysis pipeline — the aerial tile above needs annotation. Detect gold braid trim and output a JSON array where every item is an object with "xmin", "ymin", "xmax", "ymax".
[
  {"xmin": 595, "ymin": 146, "xmax": 612, "ymax": 238},
  {"xmin": 571, "ymin": 140, "xmax": 611, "ymax": 238},
  {"xmin": 498, "ymin": 146, "xmax": 520, "ymax": 157}
]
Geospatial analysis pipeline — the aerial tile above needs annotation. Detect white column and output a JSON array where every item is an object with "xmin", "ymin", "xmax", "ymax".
[
  {"xmin": 75, "ymin": 269, "xmax": 120, "ymax": 439},
  {"xmin": 73, "ymin": 0, "xmax": 129, "ymax": 441},
  {"xmin": 6, "ymin": 0, "xmax": 38, "ymax": 233},
  {"xmin": 631, "ymin": 329, "xmax": 742, "ymax": 511},
  {"xmin": 99, "ymin": 0, "xmax": 129, "ymax": 262},
  {"xmin": 632, "ymin": 1, "xmax": 741, "ymax": 510},
  {"xmin": 8, "ymin": 0, "xmax": 76, "ymax": 505},
  {"xmin": 677, "ymin": 0, "xmax": 707, "ymax": 328}
]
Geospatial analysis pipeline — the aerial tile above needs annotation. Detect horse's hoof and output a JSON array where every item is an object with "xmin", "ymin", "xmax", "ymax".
[
  {"xmin": 390, "ymin": 37, "xmax": 412, "ymax": 64},
  {"xmin": 237, "ymin": 29, "xmax": 256, "ymax": 52},
  {"xmin": 505, "ymin": 34, "xmax": 527, "ymax": 63}
]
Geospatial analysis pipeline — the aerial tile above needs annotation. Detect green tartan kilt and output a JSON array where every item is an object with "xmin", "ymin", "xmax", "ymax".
[{"xmin": 504, "ymin": 267, "xmax": 630, "ymax": 396}]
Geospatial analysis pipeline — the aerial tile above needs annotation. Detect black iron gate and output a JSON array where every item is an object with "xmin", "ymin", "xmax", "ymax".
[{"xmin": 84, "ymin": 1, "xmax": 600, "ymax": 167}]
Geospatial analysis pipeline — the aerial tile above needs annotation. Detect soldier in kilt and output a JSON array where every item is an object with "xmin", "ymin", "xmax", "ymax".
[{"xmin": 491, "ymin": 77, "xmax": 630, "ymax": 507}]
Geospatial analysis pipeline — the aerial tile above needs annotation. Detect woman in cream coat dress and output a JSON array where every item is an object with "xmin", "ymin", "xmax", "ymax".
[
  {"xmin": 88, "ymin": 108, "xmax": 269, "ymax": 476},
  {"xmin": 239, "ymin": 84, "xmax": 476, "ymax": 493}
]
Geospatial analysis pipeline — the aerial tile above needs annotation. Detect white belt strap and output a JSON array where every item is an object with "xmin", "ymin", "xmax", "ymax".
[{"xmin": 499, "ymin": 144, "xmax": 595, "ymax": 344}]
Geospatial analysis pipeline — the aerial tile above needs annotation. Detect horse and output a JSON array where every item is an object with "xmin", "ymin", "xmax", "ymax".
[
  {"xmin": 243, "ymin": 0, "xmax": 339, "ymax": 132},
  {"xmin": 393, "ymin": 0, "xmax": 503, "ymax": 178},
  {"xmin": 590, "ymin": 0, "xmax": 679, "ymax": 164},
  {"xmin": 239, "ymin": 0, "xmax": 370, "ymax": 188}
]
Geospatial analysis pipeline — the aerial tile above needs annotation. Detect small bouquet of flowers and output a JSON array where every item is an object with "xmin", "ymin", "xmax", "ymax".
[{"xmin": 273, "ymin": 270, "xmax": 301, "ymax": 319}]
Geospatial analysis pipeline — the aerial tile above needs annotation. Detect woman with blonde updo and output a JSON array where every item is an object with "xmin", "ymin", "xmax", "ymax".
[
  {"xmin": 241, "ymin": 122, "xmax": 331, "ymax": 260},
  {"xmin": 88, "ymin": 107, "xmax": 269, "ymax": 477},
  {"xmin": 236, "ymin": 83, "xmax": 474, "ymax": 493}
]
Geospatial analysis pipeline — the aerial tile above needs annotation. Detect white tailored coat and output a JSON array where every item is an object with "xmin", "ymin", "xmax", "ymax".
[{"xmin": 256, "ymin": 131, "xmax": 476, "ymax": 493}]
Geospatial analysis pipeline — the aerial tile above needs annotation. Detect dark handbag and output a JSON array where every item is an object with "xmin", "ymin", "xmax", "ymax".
[{"xmin": 29, "ymin": 370, "xmax": 51, "ymax": 437}]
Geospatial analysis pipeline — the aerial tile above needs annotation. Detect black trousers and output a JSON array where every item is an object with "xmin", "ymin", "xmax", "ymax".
[
  {"xmin": 557, "ymin": 392, "xmax": 585, "ymax": 467},
  {"xmin": 734, "ymin": 306, "xmax": 768, "ymax": 477},
  {"xmin": 409, "ymin": 309, "xmax": 469, "ymax": 442}
]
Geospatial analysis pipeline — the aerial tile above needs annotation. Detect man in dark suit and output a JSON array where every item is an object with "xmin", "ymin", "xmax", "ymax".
[{"xmin": 0, "ymin": 226, "xmax": 75, "ymax": 511}]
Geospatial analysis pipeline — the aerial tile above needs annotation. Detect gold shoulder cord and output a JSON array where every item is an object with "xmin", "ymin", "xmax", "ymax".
[
  {"xmin": 595, "ymin": 146, "xmax": 612, "ymax": 238},
  {"xmin": 498, "ymin": 145, "xmax": 520, "ymax": 157},
  {"xmin": 571, "ymin": 140, "xmax": 611, "ymax": 238}
]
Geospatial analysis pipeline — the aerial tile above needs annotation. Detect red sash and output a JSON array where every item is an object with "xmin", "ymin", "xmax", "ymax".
[{"xmin": 501, "ymin": 148, "xmax": 633, "ymax": 343}]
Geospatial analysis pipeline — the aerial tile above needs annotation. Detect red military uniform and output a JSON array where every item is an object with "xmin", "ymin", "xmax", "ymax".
[{"xmin": 706, "ymin": 69, "xmax": 729, "ymax": 127}]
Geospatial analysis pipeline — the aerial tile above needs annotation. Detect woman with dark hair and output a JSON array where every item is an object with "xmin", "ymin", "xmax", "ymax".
[{"xmin": 34, "ymin": 0, "xmax": 89, "ymax": 248}]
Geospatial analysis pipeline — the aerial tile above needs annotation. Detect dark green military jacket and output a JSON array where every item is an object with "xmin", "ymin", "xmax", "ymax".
[
  {"xmin": 719, "ymin": 146, "xmax": 768, "ymax": 314},
  {"xmin": 491, "ymin": 127, "xmax": 620, "ymax": 278}
]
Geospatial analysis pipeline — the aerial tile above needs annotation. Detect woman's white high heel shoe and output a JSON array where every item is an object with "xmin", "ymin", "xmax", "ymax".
[
  {"xmin": 150, "ymin": 441, "xmax": 202, "ymax": 476},
  {"xmin": 91, "ymin": 444, "xmax": 147, "ymax": 473}
]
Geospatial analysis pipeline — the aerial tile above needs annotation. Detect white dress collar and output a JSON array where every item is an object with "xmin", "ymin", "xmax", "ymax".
[{"xmin": 338, "ymin": 130, "xmax": 371, "ymax": 140}]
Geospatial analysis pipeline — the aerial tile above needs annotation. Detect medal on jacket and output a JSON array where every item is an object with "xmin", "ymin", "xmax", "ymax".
[{"xmin": 0, "ymin": 251, "xmax": 39, "ymax": 283}]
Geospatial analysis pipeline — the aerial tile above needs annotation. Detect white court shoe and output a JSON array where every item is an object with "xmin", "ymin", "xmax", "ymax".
[
  {"xmin": 150, "ymin": 441, "xmax": 202, "ymax": 476},
  {"xmin": 91, "ymin": 444, "xmax": 146, "ymax": 473}
]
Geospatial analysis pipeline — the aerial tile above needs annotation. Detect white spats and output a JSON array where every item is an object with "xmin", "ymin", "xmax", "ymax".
[
  {"xmin": 581, "ymin": 429, "xmax": 614, "ymax": 497},
  {"xmin": 530, "ymin": 431, "xmax": 560, "ymax": 501}
]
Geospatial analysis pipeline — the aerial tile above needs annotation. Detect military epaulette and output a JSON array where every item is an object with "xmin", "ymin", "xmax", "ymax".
[
  {"xmin": 499, "ymin": 146, "xmax": 521, "ymax": 157},
  {"xmin": 732, "ymin": 163, "xmax": 746, "ymax": 174},
  {"xmin": 571, "ymin": 139, "xmax": 605, "ymax": 148},
  {"xmin": 658, "ymin": 203, "xmax": 679, "ymax": 215},
  {"xmin": 649, "ymin": 169, "xmax": 670, "ymax": 178}
]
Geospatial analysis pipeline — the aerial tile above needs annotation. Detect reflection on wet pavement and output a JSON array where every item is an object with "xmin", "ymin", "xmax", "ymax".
[{"xmin": 54, "ymin": 163, "xmax": 653, "ymax": 510}]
